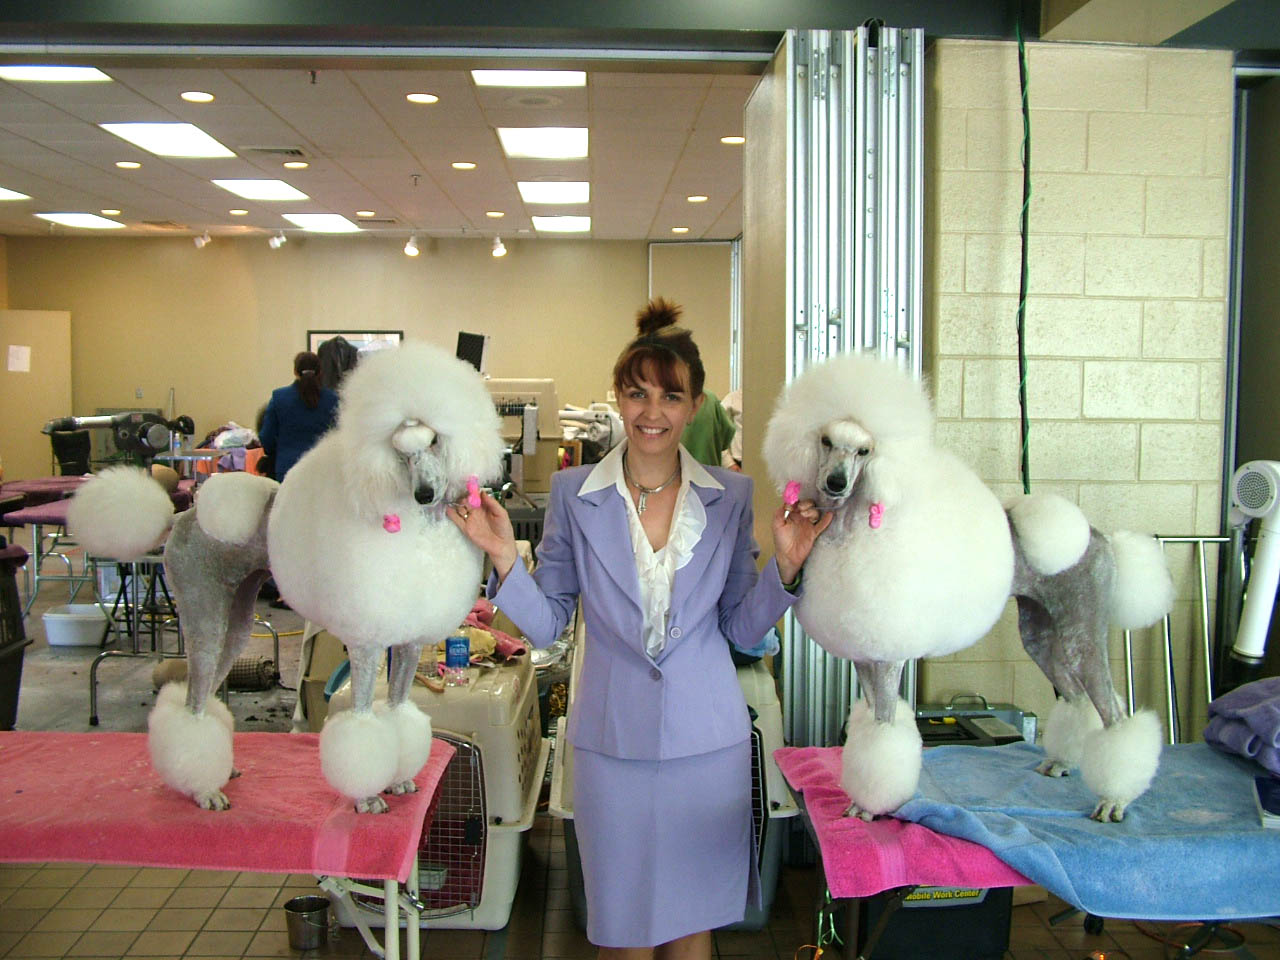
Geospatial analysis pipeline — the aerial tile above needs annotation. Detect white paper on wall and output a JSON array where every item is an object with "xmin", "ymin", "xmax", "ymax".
[{"xmin": 7, "ymin": 344, "xmax": 30, "ymax": 373}]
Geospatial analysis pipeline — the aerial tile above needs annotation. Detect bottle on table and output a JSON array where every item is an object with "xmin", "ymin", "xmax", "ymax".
[{"xmin": 444, "ymin": 634, "xmax": 470, "ymax": 687}]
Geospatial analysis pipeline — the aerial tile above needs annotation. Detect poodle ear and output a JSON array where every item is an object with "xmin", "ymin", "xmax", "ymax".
[{"xmin": 861, "ymin": 453, "xmax": 902, "ymax": 508}]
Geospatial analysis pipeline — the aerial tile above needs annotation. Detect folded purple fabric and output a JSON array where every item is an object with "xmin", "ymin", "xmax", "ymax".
[
  {"xmin": 1204, "ymin": 715, "xmax": 1260, "ymax": 757},
  {"xmin": 1208, "ymin": 676, "xmax": 1280, "ymax": 748},
  {"xmin": 1256, "ymin": 744, "xmax": 1280, "ymax": 777}
]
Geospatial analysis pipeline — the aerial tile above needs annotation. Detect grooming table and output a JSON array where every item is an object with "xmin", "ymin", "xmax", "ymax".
[{"xmin": 0, "ymin": 730, "xmax": 454, "ymax": 960}]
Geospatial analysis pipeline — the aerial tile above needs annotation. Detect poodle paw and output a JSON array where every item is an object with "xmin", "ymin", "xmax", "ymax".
[
  {"xmin": 355, "ymin": 795, "xmax": 390, "ymax": 814},
  {"xmin": 1035, "ymin": 758, "xmax": 1072, "ymax": 778},
  {"xmin": 842, "ymin": 800, "xmax": 876, "ymax": 822},
  {"xmin": 383, "ymin": 779, "xmax": 418, "ymax": 796},
  {"xmin": 1090, "ymin": 798, "xmax": 1128, "ymax": 823},
  {"xmin": 195, "ymin": 790, "xmax": 231, "ymax": 811}
]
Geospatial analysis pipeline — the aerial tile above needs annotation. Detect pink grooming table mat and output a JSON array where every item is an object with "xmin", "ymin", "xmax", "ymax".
[
  {"xmin": 774, "ymin": 746, "xmax": 1030, "ymax": 898},
  {"xmin": 0, "ymin": 732, "xmax": 454, "ymax": 882}
]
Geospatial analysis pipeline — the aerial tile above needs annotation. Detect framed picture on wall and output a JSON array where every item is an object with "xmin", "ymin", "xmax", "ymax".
[{"xmin": 307, "ymin": 329, "xmax": 403, "ymax": 356}]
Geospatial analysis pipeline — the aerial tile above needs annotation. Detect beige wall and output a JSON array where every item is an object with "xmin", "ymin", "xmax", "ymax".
[
  {"xmin": 924, "ymin": 40, "xmax": 1233, "ymax": 738},
  {"xmin": 0, "ymin": 310, "xmax": 71, "ymax": 481},
  {"xmin": 4, "ymin": 236, "xmax": 654, "ymax": 446}
]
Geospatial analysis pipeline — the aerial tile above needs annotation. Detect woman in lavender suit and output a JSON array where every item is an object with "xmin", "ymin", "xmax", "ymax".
[{"xmin": 451, "ymin": 300, "xmax": 830, "ymax": 960}]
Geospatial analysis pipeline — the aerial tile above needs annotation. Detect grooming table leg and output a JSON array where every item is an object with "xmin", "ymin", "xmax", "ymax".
[
  {"xmin": 383, "ymin": 878, "xmax": 398, "ymax": 960},
  {"xmin": 854, "ymin": 885, "xmax": 917, "ymax": 960}
]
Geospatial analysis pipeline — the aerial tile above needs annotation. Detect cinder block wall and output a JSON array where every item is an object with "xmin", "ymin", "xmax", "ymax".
[{"xmin": 921, "ymin": 40, "xmax": 1233, "ymax": 740}]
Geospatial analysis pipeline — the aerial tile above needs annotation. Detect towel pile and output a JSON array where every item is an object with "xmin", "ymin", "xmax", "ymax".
[{"xmin": 1204, "ymin": 675, "xmax": 1280, "ymax": 776}]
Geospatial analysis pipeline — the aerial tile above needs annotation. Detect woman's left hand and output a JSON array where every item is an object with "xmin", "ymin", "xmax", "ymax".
[{"xmin": 772, "ymin": 498, "xmax": 832, "ymax": 584}]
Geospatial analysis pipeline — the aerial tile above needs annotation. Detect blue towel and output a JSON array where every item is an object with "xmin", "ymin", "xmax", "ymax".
[{"xmin": 895, "ymin": 741, "xmax": 1280, "ymax": 921}]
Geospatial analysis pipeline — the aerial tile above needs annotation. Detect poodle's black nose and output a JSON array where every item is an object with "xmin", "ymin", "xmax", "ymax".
[
  {"xmin": 824, "ymin": 472, "xmax": 848, "ymax": 496},
  {"xmin": 414, "ymin": 484, "xmax": 435, "ymax": 505}
]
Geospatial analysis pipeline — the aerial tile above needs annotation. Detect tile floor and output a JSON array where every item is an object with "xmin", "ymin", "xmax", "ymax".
[{"xmin": 3, "ymin": 528, "xmax": 1280, "ymax": 959}]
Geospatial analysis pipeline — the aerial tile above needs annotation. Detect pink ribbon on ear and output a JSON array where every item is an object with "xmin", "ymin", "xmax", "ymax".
[
  {"xmin": 383, "ymin": 514, "xmax": 401, "ymax": 533},
  {"xmin": 868, "ymin": 502, "xmax": 884, "ymax": 529},
  {"xmin": 466, "ymin": 475, "xmax": 482, "ymax": 509}
]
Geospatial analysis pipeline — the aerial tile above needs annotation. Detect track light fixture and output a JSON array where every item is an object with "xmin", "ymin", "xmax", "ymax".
[
  {"xmin": 192, "ymin": 231, "xmax": 211, "ymax": 249},
  {"xmin": 267, "ymin": 231, "xmax": 287, "ymax": 250},
  {"xmin": 404, "ymin": 235, "xmax": 420, "ymax": 257},
  {"xmin": 491, "ymin": 236, "xmax": 506, "ymax": 258}
]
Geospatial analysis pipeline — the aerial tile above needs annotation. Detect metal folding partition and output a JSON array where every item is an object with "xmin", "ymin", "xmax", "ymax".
[{"xmin": 779, "ymin": 26, "xmax": 925, "ymax": 749}]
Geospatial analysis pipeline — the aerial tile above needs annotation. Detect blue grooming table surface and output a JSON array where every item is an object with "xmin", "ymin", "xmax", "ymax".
[{"xmin": 896, "ymin": 741, "xmax": 1280, "ymax": 921}]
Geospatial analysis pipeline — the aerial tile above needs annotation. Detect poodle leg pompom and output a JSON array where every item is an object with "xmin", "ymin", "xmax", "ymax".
[
  {"xmin": 148, "ymin": 682, "xmax": 234, "ymax": 810},
  {"xmin": 1037, "ymin": 696, "xmax": 1102, "ymax": 777},
  {"xmin": 1080, "ymin": 710, "xmax": 1162, "ymax": 822},
  {"xmin": 376, "ymin": 699, "xmax": 433, "ymax": 795},
  {"xmin": 320, "ymin": 708, "xmax": 399, "ymax": 813},
  {"xmin": 839, "ymin": 698, "xmax": 922, "ymax": 819}
]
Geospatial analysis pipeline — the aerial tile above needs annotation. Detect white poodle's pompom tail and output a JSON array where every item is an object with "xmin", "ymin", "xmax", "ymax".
[
  {"xmin": 1108, "ymin": 530, "xmax": 1175, "ymax": 629},
  {"xmin": 762, "ymin": 352, "xmax": 935, "ymax": 498},
  {"xmin": 1007, "ymin": 493, "xmax": 1091, "ymax": 576},
  {"xmin": 840, "ymin": 698, "xmax": 923, "ymax": 816},
  {"xmin": 68, "ymin": 466, "xmax": 173, "ymax": 561},
  {"xmin": 195, "ymin": 472, "xmax": 278, "ymax": 545},
  {"xmin": 148, "ymin": 682, "xmax": 234, "ymax": 806}
]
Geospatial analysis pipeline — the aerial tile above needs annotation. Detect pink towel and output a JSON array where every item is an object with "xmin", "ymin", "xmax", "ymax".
[
  {"xmin": 0, "ymin": 731, "xmax": 454, "ymax": 882},
  {"xmin": 774, "ymin": 746, "xmax": 1029, "ymax": 898}
]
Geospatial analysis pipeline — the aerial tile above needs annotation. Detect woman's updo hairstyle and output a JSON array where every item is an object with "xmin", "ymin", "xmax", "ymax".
[
  {"xmin": 612, "ymin": 298, "xmax": 706, "ymax": 399},
  {"xmin": 294, "ymin": 350, "xmax": 322, "ymax": 409}
]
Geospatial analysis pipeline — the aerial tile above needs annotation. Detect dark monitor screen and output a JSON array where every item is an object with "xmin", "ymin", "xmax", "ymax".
[{"xmin": 456, "ymin": 331, "xmax": 489, "ymax": 373}]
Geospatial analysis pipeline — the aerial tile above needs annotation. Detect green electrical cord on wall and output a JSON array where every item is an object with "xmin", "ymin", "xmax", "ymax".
[{"xmin": 1016, "ymin": 20, "xmax": 1033, "ymax": 495}]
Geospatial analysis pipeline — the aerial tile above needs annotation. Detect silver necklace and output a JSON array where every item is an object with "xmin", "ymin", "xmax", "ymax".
[{"xmin": 623, "ymin": 454, "xmax": 680, "ymax": 515}]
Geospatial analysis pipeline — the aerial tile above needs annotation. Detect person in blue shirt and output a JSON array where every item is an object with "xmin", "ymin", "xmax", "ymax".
[{"xmin": 259, "ymin": 351, "xmax": 339, "ymax": 482}]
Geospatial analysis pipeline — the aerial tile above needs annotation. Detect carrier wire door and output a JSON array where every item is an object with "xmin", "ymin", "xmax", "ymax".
[{"xmin": 744, "ymin": 26, "xmax": 925, "ymax": 750}]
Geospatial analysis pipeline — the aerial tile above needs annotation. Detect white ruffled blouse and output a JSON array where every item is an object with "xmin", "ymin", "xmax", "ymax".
[{"xmin": 578, "ymin": 442, "xmax": 724, "ymax": 659}]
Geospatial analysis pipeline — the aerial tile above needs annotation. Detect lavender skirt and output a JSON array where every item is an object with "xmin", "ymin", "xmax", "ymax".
[{"xmin": 573, "ymin": 740, "xmax": 759, "ymax": 947}]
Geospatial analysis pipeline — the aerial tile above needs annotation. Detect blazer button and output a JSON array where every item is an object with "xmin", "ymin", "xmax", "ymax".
[
  {"xmin": 650, "ymin": 667, "xmax": 662, "ymax": 681},
  {"xmin": 669, "ymin": 626, "xmax": 682, "ymax": 639}
]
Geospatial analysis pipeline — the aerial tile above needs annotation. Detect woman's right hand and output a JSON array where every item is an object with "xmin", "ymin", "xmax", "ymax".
[{"xmin": 448, "ymin": 489, "xmax": 520, "ymax": 581}]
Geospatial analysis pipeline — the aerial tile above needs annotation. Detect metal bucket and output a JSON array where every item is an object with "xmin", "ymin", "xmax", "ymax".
[{"xmin": 283, "ymin": 895, "xmax": 330, "ymax": 950}]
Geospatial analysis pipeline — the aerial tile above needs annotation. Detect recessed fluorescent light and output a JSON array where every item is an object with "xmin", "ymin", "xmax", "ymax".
[
  {"xmin": 406, "ymin": 93, "xmax": 439, "ymax": 104},
  {"xmin": 518, "ymin": 181, "xmax": 589, "ymax": 204},
  {"xmin": 720, "ymin": 136, "xmax": 746, "ymax": 145},
  {"xmin": 671, "ymin": 227, "xmax": 690, "ymax": 234},
  {"xmin": 472, "ymin": 70, "xmax": 585, "ymax": 88},
  {"xmin": 228, "ymin": 209, "xmax": 248, "ymax": 216},
  {"xmin": 687, "ymin": 195, "xmax": 708, "ymax": 203},
  {"xmin": 181, "ymin": 91, "xmax": 214, "ymax": 103},
  {"xmin": 35, "ymin": 212, "xmax": 125, "ymax": 229},
  {"xmin": 355, "ymin": 210, "xmax": 376, "ymax": 218},
  {"xmin": 100, "ymin": 122, "xmax": 235, "ymax": 158},
  {"xmin": 532, "ymin": 215, "xmax": 591, "ymax": 233},
  {"xmin": 212, "ymin": 179, "xmax": 309, "ymax": 201},
  {"xmin": 485, "ymin": 211, "xmax": 505, "ymax": 219},
  {"xmin": 282, "ymin": 160, "xmax": 309, "ymax": 170},
  {"xmin": 115, "ymin": 161, "xmax": 141, "ymax": 169},
  {"xmin": 497, "ymin": 127, "xmax": 588, "ymax": 160},
  {"xmin": 451, "ymin": 161, "xmax": 477, "ymax": 171},
  {"xmin": 0, "ymin": 187, "xmax": 31, "ymax": 201},
  {"xmin": 0, "ymin": 66, "xmax": 111, "ymax": 83},
  {"xmin": 281, "ymin": 213, "xmax": 361, "ymax": 233},
  {"xmin": 100, "ymin": 208, "xmax": 121, "ymax": 216}
]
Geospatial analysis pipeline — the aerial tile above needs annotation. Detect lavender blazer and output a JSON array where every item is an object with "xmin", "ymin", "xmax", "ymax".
[{"xmin": 489, "ymin": 464, "xmax": 797, "ymax": 761}]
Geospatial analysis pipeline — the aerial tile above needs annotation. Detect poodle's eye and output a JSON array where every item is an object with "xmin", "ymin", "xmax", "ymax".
[
  {"xmin": 430, "ymin": 435, "xmax": 439, "ymax": 447},
  {"xmin": 820, "ymin": 436, "xmax": 832, "ymax": 448},
  {"xmin": 857, "ymin": 447, "xmax": 870, "ymax": 456}
]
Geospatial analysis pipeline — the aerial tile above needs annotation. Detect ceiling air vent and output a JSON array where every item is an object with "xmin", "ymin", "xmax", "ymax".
[
  {"xmin": 140, "ymin": 220, "xmax": 188, "ymax": 230},
  {"xmin": 356, "ymin": 217, "xmax": 398, "ymax": 225},
  {"xmin": 241, "ymin": 146, "xmax": 309, "ymax": 158}
]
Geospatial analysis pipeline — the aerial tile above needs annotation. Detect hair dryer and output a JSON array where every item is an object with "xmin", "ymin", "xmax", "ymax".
[{"xmin": 1229, "ymin": 460, "xmax": 1280, "ymax": 665}]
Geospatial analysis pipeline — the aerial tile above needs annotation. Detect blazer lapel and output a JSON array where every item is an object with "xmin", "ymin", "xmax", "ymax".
[
  {"xmin": 573, "ymin": 485, "xmax": 643, "ymax": 615},
  {"xmin": 668, "ymin": 482, "xmax": 726, "ymax": 617}
]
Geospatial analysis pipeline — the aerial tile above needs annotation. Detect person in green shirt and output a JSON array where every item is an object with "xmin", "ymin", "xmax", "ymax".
[{"xmin": 680, "ymin": 387, "xmax": 737, "ymax": 467}]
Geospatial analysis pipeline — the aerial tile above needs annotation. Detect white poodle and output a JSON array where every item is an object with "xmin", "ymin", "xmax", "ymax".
[
  {"xmin": 762, "ymin": 353, "xmax": 1174, "ymax": 822},
  {"xmin": 71, "ymin": 342, "xmax": 504, "ymax": 812}
]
